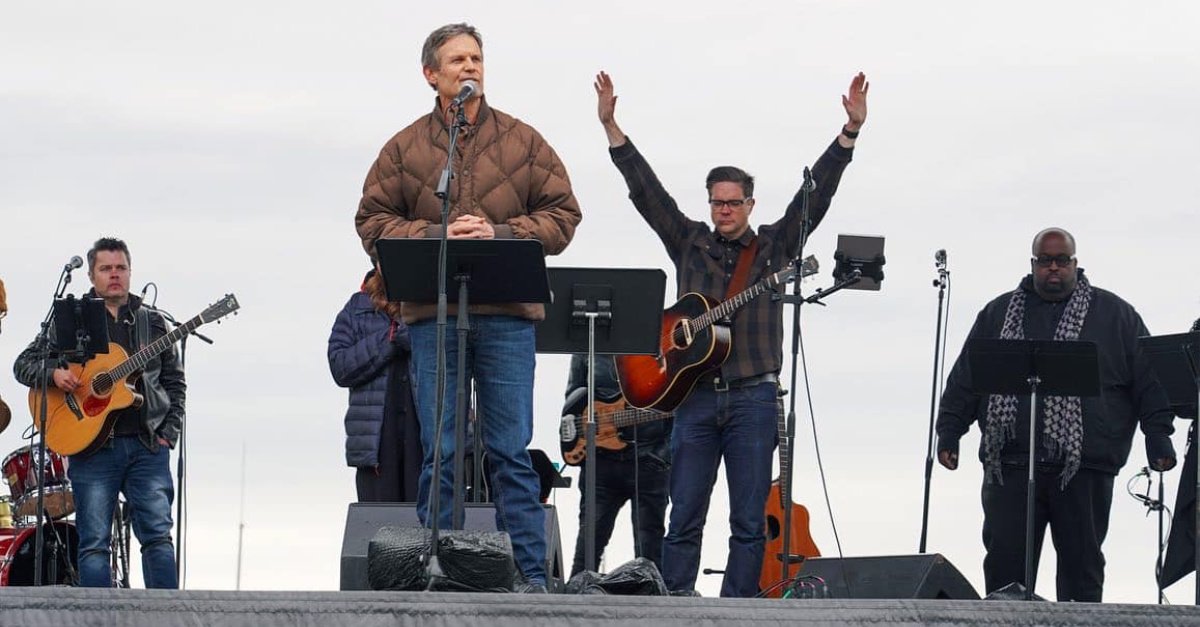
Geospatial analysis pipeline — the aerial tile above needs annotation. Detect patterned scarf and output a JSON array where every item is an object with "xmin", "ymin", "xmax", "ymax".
[{"xmin": 982, "ymin": 273, "xmax": 1093, "ymax": 488}]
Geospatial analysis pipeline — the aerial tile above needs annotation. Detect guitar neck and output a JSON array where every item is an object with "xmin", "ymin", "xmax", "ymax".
[
  {"xmin": 776, "ymin": 404, "xmax": 791, "ymax": 507},
  {"xmin": 694, "ymin": 280, "xmax": 776, "ymax": 332},
  {"xmin": 609, "ymin": 407, "xmax": 672, "ymax": 429},
  {"xmin": 109, "ymin": 316, "xmax": 199, "ymax": 381}
]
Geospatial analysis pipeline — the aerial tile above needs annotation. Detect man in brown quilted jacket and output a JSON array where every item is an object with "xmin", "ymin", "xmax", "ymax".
[{"xmin": 355, "ymin": 23, "xmax": 581, "ymax": 590}]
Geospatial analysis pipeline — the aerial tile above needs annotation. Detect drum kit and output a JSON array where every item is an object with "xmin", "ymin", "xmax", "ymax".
[{"xmin": 0, "ymin": 443, "xmax": 131, "ymax": 587}]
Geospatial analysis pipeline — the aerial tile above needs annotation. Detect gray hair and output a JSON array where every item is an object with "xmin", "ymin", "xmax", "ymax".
[{"xmin": 420, "ymin": 23, "xmax": 482, "ymax": 71}]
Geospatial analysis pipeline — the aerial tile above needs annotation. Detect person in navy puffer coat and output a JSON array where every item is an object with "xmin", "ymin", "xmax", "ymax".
[{"xmin": 328, "ymin": 268, "xmax": 420, "ymax": 502}]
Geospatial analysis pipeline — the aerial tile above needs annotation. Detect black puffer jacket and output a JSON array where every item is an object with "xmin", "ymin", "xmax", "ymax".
[
  {"xmin": 13, "ymin": 293, "xmax": 185, "ymax": 453},
  {"xmin": 936, "ymin": 271, "xmax": 1174, "ymax": 475}
]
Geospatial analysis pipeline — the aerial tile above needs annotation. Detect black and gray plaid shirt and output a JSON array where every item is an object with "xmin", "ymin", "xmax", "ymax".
[{"xmin": 608, "ymin": 136, "xmax": 854, "ymax": 381}]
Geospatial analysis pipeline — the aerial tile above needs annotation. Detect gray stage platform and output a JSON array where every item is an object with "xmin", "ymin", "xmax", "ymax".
[{"xmin": 3, "ymin": 588, "xmax": 1200, "ymax": 627}]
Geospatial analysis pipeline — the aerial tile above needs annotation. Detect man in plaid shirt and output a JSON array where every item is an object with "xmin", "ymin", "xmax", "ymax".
[{"xmin": 593, "ymin": 71, "xmax": 868, "ymax": 597}]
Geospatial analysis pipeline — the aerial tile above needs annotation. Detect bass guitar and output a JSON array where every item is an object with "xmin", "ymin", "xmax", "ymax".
[
  {"xmin": 616, "ymin": 256, "xmax": 817, "ymax": 411},
  {"xmin": 559, "ymin": 389, "xmax": 672, "ymax": 466},
  {"xmin": 29, "ymin": 294, "xmax": 239, "ymax": 456},
  {"xmin": 759, "ymin": 394, "xmax": 820, "ymax": 596}
]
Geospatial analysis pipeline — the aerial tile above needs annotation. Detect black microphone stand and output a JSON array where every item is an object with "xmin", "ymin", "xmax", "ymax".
[
  {"xmin": 424, "ymin": 98, "xmax": 470, "ymax": 588},
  {"xmin": 31, "ymin": 261, "xmax": 80, "ymax": 586},
  {"xmin": 918, "ymin": 253, "xmax": 950, "ymax": 553},
  {"xmin": 144, "ymin": 298, "xmax": 211, "ymax": 588},
  {"xmin": 769, "ymin": 167, "xmax": 818, "ymax": 591}
]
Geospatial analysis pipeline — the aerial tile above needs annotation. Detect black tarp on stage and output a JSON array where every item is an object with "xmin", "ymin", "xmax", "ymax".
[{"xmin": 3, "ymin": 588, "xmax": 1200, "ymax": 627}]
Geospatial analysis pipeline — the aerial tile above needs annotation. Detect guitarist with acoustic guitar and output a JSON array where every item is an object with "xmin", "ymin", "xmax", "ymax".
[
  {"xmin": 594, "ymin": 70, "xmax": 869, "ymax": 597},
  {"xmin": 14, "ymin": 237, "xmax": 187, "ymax": 589},
  {"xmin": 561, "ymin": 354, "xmax": 671, "ymax": 577}
]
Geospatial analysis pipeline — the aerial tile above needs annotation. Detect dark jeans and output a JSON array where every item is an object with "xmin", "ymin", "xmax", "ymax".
[
  {"xmin": 981, "ymin": 464, "xmax": 1114, "ymax": 602},
  {"xmin": 570, "ymin": 449, "xmax": 669, "ymax": 577},
  {"xmin": 409, "ymin": 316, "xmax": 546, "ymax": 585},
  {"xmin": 661, "ymin": 382, "xmax": 778, "ymax": 597},
  {"xmin": 69, "ymin": 436, "xmax": 177, "ymax": 588}
]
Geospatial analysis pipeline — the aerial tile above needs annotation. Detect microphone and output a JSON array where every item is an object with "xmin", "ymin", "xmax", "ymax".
[
  {"xmin": 450, "ymin": 80, "xmax": 479, "ymax": 108},
  {"xmin": 65, "ymin": 256, "xmax": 83, "ymax": 271},
  {"xmin": 935, "ymin": 249, "xmax": 947, "ymax": 266}
]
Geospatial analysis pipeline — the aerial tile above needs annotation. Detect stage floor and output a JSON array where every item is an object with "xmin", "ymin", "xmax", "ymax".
[{"xmin": 2, "ymin": 588, "xmax": 1200, "ymax": 627}]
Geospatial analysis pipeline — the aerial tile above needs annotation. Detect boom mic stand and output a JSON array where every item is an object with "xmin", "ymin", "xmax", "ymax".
[
  {"xmin": 769, "ymin": 168, "xmax": 869, "ymax": 593},
  {"xmin": 919, "ymin": 250, "xmax": 950, "ymax": 553},
  {"xmin": 31, "ymin": 259, "xmax": 81, "ymax": 585}
]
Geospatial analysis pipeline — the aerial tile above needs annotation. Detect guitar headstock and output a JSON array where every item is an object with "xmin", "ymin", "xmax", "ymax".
[
  {"xmin": 766, "ymin": 255, "xmax": 820, "ymax": 289},
  {"xmin": 199, "ymin": 294, "xmax": 240, "ymax": 324}
]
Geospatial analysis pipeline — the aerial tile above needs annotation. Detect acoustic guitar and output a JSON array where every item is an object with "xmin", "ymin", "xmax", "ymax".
[
  {"xmin": 759, "ymin": 394, "xmax": 820, "ymax": 596},
  {"xmin": 615, "ymin": 256, "xmax": 817, "ymax": 411},
  {"xmin": 558, "ymin": 390, "xmax": 672, "ymax": 466},
  {"xmin": 28, "ymin": 294, "xmax": 239, "ymax": 456}
]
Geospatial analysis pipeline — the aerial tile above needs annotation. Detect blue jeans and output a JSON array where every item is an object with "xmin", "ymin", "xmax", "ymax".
[
  {"xmin": 660, "ymin": 382, "xmax": 778, "ymax": 597},
  {"xmin": 68, "ymin": 436, "xmax": 178, "ymax": 588},
  {"xmin": 409, "ymin": 315, "xmax": 546, "ymax": 584}
]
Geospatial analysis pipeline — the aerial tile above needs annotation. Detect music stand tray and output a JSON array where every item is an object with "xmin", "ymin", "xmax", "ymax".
[
  {"xmin": 375, "ymin": 238, "xmax": 550, "ymax": 305},
  {"xmin": 535, "ymin": 267, "xmax": 665, "ymax": 356},
  {"xmin": 967, "ymin": 339, "xmax": 1101, "ymax": 398},
  {"xmin": 1141, "ymin": 332, "xmax": 1200, "ymax": 415},
  {"xmin": 965, "ymin": 337, "xmax": 1100, "ymax": 600}
]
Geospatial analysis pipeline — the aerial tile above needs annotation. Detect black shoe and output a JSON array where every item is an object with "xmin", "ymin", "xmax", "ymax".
[{"xmin": 517, "ymin": 582, "xmax": 549, "ymax": 594}]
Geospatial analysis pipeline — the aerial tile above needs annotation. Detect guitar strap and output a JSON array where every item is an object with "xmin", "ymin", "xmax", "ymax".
[
  {"xmin": 723, "ymin": 237, "xmax": 759, "ymax": 299},
  {"xmin": 135, "ymin": 306, "xmax": 149, "ymax": 352}
]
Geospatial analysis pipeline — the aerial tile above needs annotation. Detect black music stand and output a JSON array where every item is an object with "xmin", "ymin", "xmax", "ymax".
[
  {"xmin": 967, "ymin": 338, "xmax": 1100, "ymax": 600},
  {"xmin": 375, "ymin": 238, "xmax": 549, "ymax": 582},
  {"xmin": 536, "ymin": 267, "xmax": 665, "ymax": 574},
  {"xmin": 1142, "ymin": 331, "xmax": 1200, "ymax": 602}
]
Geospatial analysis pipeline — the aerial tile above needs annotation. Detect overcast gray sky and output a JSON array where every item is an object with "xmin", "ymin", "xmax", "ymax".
[{"xmin": 2, "ymin": 1, "xmax": 1198, "ymax": 601}]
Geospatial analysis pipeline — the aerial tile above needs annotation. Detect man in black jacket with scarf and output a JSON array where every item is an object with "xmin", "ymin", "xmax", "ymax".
[
  {"xmin": 936, "ymin": 227, "xmax": 1176, "ymax": 601},
  {"xmin": 14, "ymin": 237, "xmax": 185, "ymax": 588}
]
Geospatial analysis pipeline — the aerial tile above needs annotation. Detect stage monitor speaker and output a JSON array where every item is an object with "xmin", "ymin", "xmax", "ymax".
[
  {"xmin": 340, "ymin": 502, "xmax": 564, "ymax": 590},
  {"xmin": 797, "ymin": 554, "xmax": 979, "ymax": 600}
]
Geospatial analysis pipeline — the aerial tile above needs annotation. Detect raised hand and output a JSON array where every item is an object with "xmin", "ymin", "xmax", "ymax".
[
  {"xmin": 842, "ymin": 72, "xmax": 869, "ymax": 132},
  {"xmin": 594, "ymin": 71, "xmax": 627, "ymax": 147},
  {"xmin": 594, "ymin": 71, "xmax": 618, "ymax": 125}
]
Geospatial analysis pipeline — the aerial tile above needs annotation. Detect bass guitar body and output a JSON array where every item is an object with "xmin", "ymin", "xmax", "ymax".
[
  {"xmin": 29, "ymin": 343, "xmax": 140, "ymax": 457},
  {"xmin": 615, "ymin": 293, "xmax": 731, "ymax": 412}
]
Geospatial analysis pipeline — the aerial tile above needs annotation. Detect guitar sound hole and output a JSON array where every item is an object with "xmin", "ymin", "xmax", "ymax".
[
  {"xmin": 670, "ymin": 321, "xmax": 690, "ymax": 350},
  {"xmin": 92, "ymin": 373, "xmax": 113, "ymax": 396},
  {"xmin": 765, "ymin": 515, "xmax": 780, "ymax": 541}
]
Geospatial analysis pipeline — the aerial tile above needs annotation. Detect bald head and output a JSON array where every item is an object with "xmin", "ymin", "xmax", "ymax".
[{"xmin": 1031, "ymin": 227, "xmax": 1076, "ymax": 257}]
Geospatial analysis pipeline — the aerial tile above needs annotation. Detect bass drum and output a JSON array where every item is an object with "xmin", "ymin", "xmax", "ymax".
[{"xmin": 0, "ymin": 521, "xmax": 79, "ymax": 586}]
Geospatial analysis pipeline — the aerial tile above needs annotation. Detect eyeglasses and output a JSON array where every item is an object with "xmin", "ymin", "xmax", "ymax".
[
  {"xmin": 709, "ymin": 198, "xmax": 751, "ymax": 209},
  {"xmin": 1032, "ymin": 254, "xmax": 1075, "ymax": 268}
]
